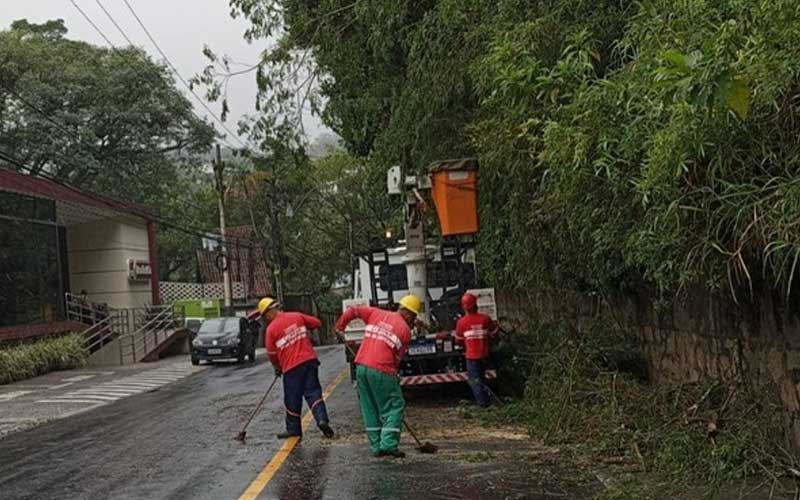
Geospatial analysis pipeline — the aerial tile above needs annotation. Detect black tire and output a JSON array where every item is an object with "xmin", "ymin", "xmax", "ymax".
[
  {"xmin": 248, "ymin": 349, "xmax": 256, "ymax": 362},
  {"xmin": 191, "ymin": 357, "xmax": 199, "ymax": 366},
  {"xmin": 237, "ymin": 353, "xmax": 245, "ymax": 364}
]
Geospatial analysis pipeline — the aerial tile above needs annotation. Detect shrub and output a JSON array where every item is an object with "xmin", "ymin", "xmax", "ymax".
[
  {"xmin": 485, "ymin": 321, "xmax": 789, "ymax": 497},
  {"xmin": 0, "ymin": 334, "xmax": 88, "ymax": 385}
]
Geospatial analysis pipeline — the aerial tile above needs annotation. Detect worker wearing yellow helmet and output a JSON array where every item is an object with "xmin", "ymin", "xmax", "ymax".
[
  {"xmin": 256, "ymin": 297, "xmax": 335, "ymax": 440},
  {"xmin": 335, "ymin": 294, "xmax": 422, "ymax": 458}
]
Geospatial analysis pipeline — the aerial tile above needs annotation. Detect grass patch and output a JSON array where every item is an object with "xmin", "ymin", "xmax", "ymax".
[
  {"xmin": 0, "ymin": 334, "xmax": 87, "ymax": 385},
  {"xmin": 592, "ymin": 475, "xmax": 665, "ymax": 500},
  {"xmin": 484, "ymin": 320, "xmax": 795, "ymax": 499}
]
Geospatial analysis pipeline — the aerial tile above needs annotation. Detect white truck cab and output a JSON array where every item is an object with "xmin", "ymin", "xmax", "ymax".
[
  {"xmin": 341, "ymin": 159, "xmax": 498, "ymax": 386},
  {"xmin": 341, "ymin": 242, "xmax": 497, "ymax": 386}
]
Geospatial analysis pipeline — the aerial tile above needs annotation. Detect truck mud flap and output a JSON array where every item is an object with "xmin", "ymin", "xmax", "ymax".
[{"xmin": 400, "ymin": 369, "xmax": 497, "ymax": 386}]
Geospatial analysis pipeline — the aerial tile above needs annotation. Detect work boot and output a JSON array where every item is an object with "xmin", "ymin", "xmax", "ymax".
[
  {"xmin": 276, "ymin": 432, "xmax": 302, "ymax": 440},
  {"xmin": 318, "ymin": 422, "xmax": 335, "ymax": 439},
  {"xmin": 378, "ymin": 449, "xmax": 406, "ymax": 458}
]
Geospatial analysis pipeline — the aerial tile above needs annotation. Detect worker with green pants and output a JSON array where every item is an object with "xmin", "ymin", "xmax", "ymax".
[{"xmin": 336, "ymin": 295, "xmax": 421, "ymax": 458}]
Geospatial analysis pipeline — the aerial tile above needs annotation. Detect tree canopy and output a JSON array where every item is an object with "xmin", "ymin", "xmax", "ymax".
[
  {"xmin": 0, "ymin": 19, "xmax": 215, "ymax": 204},
  {"xmin": 221, "ymin": 0, "xmax": 800, "ymax": 301},
  {"xmin": 0, "ymin": 19, "xmax": 218, "ymax": 281}
]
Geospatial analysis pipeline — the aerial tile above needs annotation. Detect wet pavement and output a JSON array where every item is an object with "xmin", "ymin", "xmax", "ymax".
[
  {"xmin": 0, "ymin": 346, "xmax": 599, "ymax": 499},
  {"xmin": 0, "ymin": 359, "xmax": 206, "ymax": 437},
  {"xmin": 263, "ymin": 384, "xmax": 597, "ymax": 500}
]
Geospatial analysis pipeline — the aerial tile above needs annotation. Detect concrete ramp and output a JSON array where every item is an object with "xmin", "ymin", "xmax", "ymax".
[
  {"xmin": 140, "ymin": 329, "xmax": 190, "ymax": 362},
  {"xmin": 81, "ymin": 304, "xmax": 185, "ymax": 366},
  {"xmin": 88, "ymin": 338, "xmax": 123, "ymax": 367}
]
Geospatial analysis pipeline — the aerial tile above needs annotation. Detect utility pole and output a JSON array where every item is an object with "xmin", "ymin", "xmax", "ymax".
[
  {"xmin": 267, "ymin": 176, "xmax": 284, "ymax": 304},
  {"xmin": 348, "ymin": 219, "xmax": 354, "ymax": 287},
  {"xmin": 213, "ymin": 144, "xmax": 233, "ymax": 315}
]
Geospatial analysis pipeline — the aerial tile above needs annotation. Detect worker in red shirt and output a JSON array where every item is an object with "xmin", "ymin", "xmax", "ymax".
[
  {"xmin": 335, "ymin": 294, "xmax": 421, "ymax": 458},
  {"xmin": 258, "ymin": 297, "xmax": 335, "ymax": 440},
  {"xmin": 454, "ymin": 293, "xmax": 498, "ymax": 408}
]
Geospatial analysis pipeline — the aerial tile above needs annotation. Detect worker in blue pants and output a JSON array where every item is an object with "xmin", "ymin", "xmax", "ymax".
[
  {"xmin": 282, "ymin": 359, "xmax": 330, "ymax": 437},
  {"xmin": 261, "ymin": 297, "xmax": 334, "ymax": 439},
  {"xmin": 455, "ymin": 293, "xmax": 498, "ymax": 408}
]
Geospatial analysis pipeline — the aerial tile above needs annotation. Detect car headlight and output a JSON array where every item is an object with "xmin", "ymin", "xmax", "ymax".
[
  {"xmin": 225, "ymin": 335, "xmax": 240, "ymax": 346},
  {"xmin": 192, "ymin": 338, "xmax": 202, "ymax": 347}
]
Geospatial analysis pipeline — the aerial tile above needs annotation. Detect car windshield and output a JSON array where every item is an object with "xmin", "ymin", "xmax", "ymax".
[{"xmin": 197, "ymin": 318, "xmax": 239, "ymax": 336}]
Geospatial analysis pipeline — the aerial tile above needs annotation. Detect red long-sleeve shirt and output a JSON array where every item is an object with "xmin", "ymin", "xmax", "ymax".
[
  {"xmin": 336, "ymin": 306, "xmax": 411, "ymax": 375},
  {"xmin": 455, "ymin": 312, "xmax": 497, "ymax": 360},
  {"xmin": 265, "ymin": 311, "xmax": 322, "ymax": 373}
]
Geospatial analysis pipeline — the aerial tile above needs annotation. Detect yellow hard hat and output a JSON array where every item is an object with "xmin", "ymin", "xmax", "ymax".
[
  {"xmin": 257, "ymin": 297, "xmax": 278, "ymax": 315},
  {"xmin": 398, "ymin": 294, "xmax": 422, "ymax": 315}
]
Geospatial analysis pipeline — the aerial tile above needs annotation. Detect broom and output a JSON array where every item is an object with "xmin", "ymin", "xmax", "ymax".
[
  {"xmin": 234, "ymin": 374, "xmax": 280, "ymax": 444},
  {"xmin": 403, "ymin": 420, "xmax": 439, "ymax": 454}
]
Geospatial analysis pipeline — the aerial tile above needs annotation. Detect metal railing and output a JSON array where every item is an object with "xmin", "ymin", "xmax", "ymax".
[
  {"xmin": 119, "ymin": 305, "xmax": 184, "ymax": 364},
  {"xmin": 66, "ymin": 292, "xmax": 112, "ymax": 326},
  {"xmin": 82, "ymin": 311, "xmax": 128, "ymax": 353},
  {"xmin": 67, "ymin": 293, "xmax": 185, "ymax": 364},
  {"xmin": 67, "ymin": 293, "xmax": 128, "ymax": 353}
]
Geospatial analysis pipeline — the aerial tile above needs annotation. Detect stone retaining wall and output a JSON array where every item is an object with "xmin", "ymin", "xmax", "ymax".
[{"xmin": 496, "ymin": 286, "xmax": 800, "ymax": 448}]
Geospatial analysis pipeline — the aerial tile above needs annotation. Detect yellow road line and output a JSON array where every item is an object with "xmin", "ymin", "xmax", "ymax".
[{"xmin": 238, "ymin": 368, "xmax": 349, "ymax": 500}]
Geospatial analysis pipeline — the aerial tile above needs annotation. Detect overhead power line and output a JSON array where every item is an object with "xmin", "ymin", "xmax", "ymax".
[
  {"xmin": 68, "ymin": 0, "xmax": 115, "ymax": 46},
  {"xmin": 1, "ymin": 3, "xmax": 239, "ymax": 231},
  {"xmin": 119, "ymin": 0, "xmax": 250, "ymax": 150},
  {"xmin": 68, "ymin": 0, "xmax": 241, "ymax": 152},
  {"xmin": 93, "ymin": 0, "xmax": 137, "ymax": 47}
]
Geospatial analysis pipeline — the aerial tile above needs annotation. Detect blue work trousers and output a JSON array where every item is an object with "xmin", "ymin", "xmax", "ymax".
[
  {"xmin": 283, "ymin": 359, "xmax": 330, "ymax": 435},
  {"xmin": 466, "ymin": 359, "xmax": 491, "ymax": 408}
]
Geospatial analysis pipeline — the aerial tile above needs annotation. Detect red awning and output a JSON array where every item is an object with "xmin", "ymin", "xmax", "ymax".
[{"xmin": 0, "ymin": 167, "xmax": 154, "ymax": 220}]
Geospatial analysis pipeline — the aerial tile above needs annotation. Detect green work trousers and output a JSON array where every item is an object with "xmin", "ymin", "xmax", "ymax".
[{"xmin": 355, "ymin": 364, "xmax": 405, "ymax": 455}]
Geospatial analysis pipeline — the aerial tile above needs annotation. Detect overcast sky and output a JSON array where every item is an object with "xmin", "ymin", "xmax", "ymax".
[{"xmin": 3, "ymin": 0, "xmax": 330, "ymax": 147}]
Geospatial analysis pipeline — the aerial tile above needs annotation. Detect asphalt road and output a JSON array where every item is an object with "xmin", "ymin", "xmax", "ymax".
[
  {"xmin": 0, "ymin": 346, "xmax": 597, "ymax": 500},
  {"xmin": 0, "ymin": 346, "xmax": 349, "ymax": 500}
]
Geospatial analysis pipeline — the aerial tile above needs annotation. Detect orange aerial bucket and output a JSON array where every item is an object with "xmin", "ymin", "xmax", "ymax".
[{"xmin": 429, "ymin": 158, "xmax": 479, "ymax": 236}]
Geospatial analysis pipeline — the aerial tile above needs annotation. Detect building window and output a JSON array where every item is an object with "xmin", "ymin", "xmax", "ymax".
[{"xmin": 0, "ymin": 192, "xmax": 61, "ymax": 326}]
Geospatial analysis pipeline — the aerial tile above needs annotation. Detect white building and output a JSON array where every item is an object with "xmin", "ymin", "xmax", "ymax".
[{"xmin": 0, "ymin": 167, "xmax": 160, "ymax": 339}]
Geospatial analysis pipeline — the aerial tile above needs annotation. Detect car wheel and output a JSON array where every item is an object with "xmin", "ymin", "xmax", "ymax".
[{"xmin": 249, "ymin": 349, "xmax": 256, "ymax": 362}]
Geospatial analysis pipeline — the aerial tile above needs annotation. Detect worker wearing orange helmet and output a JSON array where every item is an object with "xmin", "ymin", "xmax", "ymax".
[
  {"xmin": 455, "ymin": 293, "xmax": 498, "ymax": 408},
  {"xmin": 335, "ymin": 294, "xmax": 421, "ymax": 458},
  {"xmin": 257, "ymin": 297, "xmax": 335, "ymax": 440}
]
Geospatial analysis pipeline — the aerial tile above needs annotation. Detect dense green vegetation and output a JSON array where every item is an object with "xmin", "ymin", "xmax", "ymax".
[
  {"xmin": 222, "ymin": 146, "xmax": 396, "ymax": 298},
  {"xmin": 0, "ymin": 334, "xmax": 87, "ymax": 385},
  {"xmin": 210, "ymin": 7, "xmax": 800, "ymax": 490},
  {"xmin": 222, "ymin": 0, "xmax": 800, "ymax": 300},
  {"xmin": 0, "ymin": 19, "xmax": 215, "ymax": 199},
  {"xmin": 487, "ymin": 320, "xmax": 787, "ymax": 498}
]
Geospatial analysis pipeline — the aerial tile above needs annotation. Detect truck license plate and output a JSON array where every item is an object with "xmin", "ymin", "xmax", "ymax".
[
  {"xmin": 409, "ymin": 344, "xmax": 436, "ymax": 356},
  {"xmin": 207, "ymin": 348, "xmax": 222, "ymax": 355}
]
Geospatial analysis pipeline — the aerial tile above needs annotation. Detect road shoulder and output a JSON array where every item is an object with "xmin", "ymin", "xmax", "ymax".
[{"xmin": 260, "ymin": 383, "xmax": 600, "ymax": 499}]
